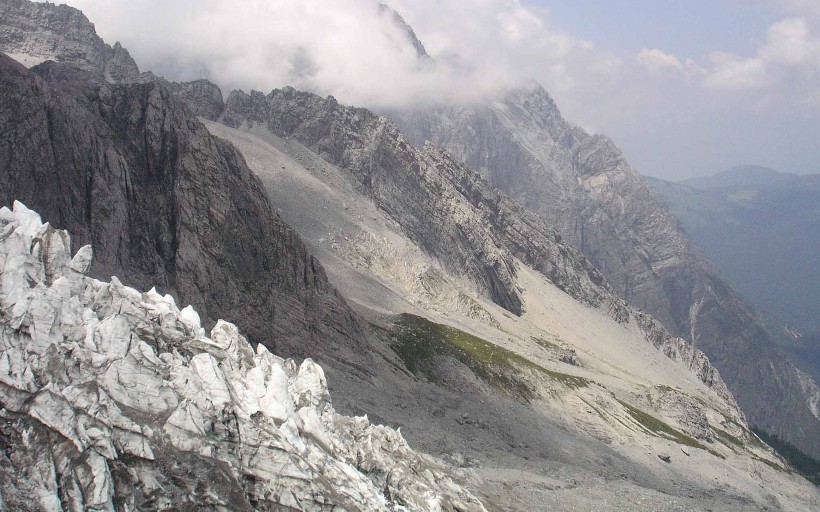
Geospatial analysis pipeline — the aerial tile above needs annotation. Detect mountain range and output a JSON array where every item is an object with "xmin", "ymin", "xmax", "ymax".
[
  {"xmin": 371, "ymin": 8, "xmax": 820, "ymax": 461},
  {"xmin": 0, "ymin": 0, "xmax": 818, "ymax": 509}
]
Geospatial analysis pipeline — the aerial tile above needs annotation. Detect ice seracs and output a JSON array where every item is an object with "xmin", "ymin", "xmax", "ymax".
[{"xmin": 0, "ymin": 201, "xmax": 486, "ymax": 511}]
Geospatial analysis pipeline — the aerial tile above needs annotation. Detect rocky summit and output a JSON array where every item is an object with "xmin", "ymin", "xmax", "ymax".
[
  {"xmin": 0, "ymin": 201, "xmax": 486, "ymax": 511},
  {"xmin": 0, "ymin": 0, "xmax": 139, "ymax": 81}
]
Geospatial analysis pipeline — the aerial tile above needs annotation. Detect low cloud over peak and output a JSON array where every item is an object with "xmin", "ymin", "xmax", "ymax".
[
  {"xmin": 62, "ymin": 0, "xmax": 549, "ymax": 108},
  {"xmin": 55, "ymin": 0, "xmax": 820, "ymax": 179}
]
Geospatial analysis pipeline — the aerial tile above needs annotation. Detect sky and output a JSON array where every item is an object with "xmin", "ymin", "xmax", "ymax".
[{"xmin": 56, "ymin": 0, "xmax": 820, "ymax": 180}]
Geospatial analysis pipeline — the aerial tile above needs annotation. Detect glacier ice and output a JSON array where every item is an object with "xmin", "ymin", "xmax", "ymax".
[{"xmin": 0, "ymin": 201, "xmax": 486, "ymax": 511}]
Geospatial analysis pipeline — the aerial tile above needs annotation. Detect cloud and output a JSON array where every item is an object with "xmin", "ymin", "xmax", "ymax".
[
  {"xmin": 636, "ymin": 49, "xmax": 707, "ymax": 83},
  {"xmin": 54, "ymin": 0, "xmax": 492, "ymax": 107},
  {"xmin": 772, "ymin": 0, "xmax": 820, "ymax": 21},
  {"xmin": 637, "ymin": 48, "xmax": 684, "ymax": 72},
  {"xmin": 72, "ymin": 0, "xmax": 819, "ymax": 115},
  {"xmin": 702, "ymin": 52, "xmax": 772, "ymax": 90},
  {"xmin": 642, "ymin": 16, "xmax": 820, "ymax": 92},
  {"xmin": 61, "ymin": 0, "xmax": 606, "ymax": 108},
  {"xmin": 629, "ymin": 15, "xmax": 820, "ymax": 105},
  {"xmin": 52, "ymin": 0, "xmax": 820, "ymax": 179},
  {"xmin": 59, "ymin": 0, "xmax": 621, "ymax": 108},
  {"xmin": 760, "ymin": 17, "xmax": 820, "ymax": 67},
  {"xmin": 387, "ymin": 0, "xmax": 606, "ymax": 95}
]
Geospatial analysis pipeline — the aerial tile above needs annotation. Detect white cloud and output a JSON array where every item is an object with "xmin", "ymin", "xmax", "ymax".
[
  {"xmin": 388, "ymin": 0, "xmax": 605, "ymax": 95},
  {"xmin": 638, "ymin": 16, "xmax": 820, "ymax": 94},
  {"xmin": 703, "ymin": 53, "xmax": 772, "ymax": 90},
  {"xmin": 759, "ymin": 18, "xmax": 820, "ymax": 67},
  {"xmin": 61, "ymin": 0, "xmax": 611, "ymax": 109},
  {"xmin": 636, "ymin": 48, "xmax": 684, "ymax": 72},
  {"xmin": 60, "ymin": 0, "xmax": 517, "ymax": 107},
  {"xmin": 50, "ymin": 0, "xmax": 820, "ymax": 179}
]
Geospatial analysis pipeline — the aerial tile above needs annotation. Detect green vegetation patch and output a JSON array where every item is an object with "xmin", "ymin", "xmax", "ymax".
[
  {"xmin": 389, "ymin": 314, "xmax": 589, "ymax": 400},
  {"xmin": 751, "ymin": 454, "xmax": 790, "ymax": 474},
  {"xmin": 653, "ymin": 384, "xmax": 679, "ymax": 394},
  {"xmin": 711, "ymin": 426, "xmax": 744, "ymax": 448},
  {"xmin": 616, "ymin": 399, "xmax": 723, "ymax": 458}
]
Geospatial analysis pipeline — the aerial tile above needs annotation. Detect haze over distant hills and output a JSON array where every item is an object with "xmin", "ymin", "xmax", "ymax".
[
  {"xmin": 646, "ymin": 166, "xmax": 820, "ymax": 333},
  {"xmin": 680, "ymin": 165, "xmax": 801, "ymax": 190}
]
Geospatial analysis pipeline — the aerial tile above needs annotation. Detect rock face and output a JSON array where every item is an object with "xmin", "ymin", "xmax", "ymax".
[
  {"xmin": 386, "ymin": 84, "xmax": 820, "ymax": 458},
  {"xmin": 168, "ymin": 79, "xmax": 226, "ymax": 121},
  {"xmin": 0, "ymin": 0, "xmax": 139, "ymax": 81},
  {"xmin": 377, "ymin": 3, "xmax": 430, "ymax": 59},
  {"xmin": 0, "ymin": 202, "xmax": 486, "ymax": 511},
  {"xmin": 221, "ymin": 87, "xmax": 617, "ymax": 318},
  {"xmin": 0, "ymin": 53, "xmax": 372, "ymax": 376},
  {"xmin": 388, "ymin": 86, "xmax": 699, "ymax": 329}
]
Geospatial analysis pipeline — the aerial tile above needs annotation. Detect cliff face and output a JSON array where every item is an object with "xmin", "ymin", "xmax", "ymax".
[
  {"xmin": 0, "ymin": 54, "xmax": 372, "ymax": 376},
  {"xmin": 387, "ymin": 86, "xmax": 689, "ymax": 327},
  {"xmin": 0, "ymin": 0, "xmax": 140, "ymax": 81},
  {"xmin": 386, "ymin": 85, "xmax": 820, "ymax": 457}
]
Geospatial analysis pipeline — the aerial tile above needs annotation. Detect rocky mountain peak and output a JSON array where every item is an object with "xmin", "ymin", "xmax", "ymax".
[
  {"xmin": 503, "ymin": 83, "xmax": 572, "ymax": 136},
  {"xmin": 378, "ymin": 3, "xmax": 430, "ymax": 59},
  {"xmin": 167, "ymin": 78, "xmax": 225, "ymax": 121},
  {"xmin": 0, "ymin": 0, "xmax": 140, "ymax": 81},
  {"xmin": 386, "ymin": 65, "xmax": 820, "ymax": 459}
]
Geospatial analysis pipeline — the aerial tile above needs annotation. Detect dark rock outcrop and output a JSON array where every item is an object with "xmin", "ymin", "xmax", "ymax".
[
  {"xmin": 0, "ymin": 53, "xmax": 372, "ymax": 376},
  {"xmin": 168, "ymin": 79, "xmax": 226, "ymax": 121}
]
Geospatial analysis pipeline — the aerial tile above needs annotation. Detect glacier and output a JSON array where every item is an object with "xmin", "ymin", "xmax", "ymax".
[{"xmin": 0, "ymin": 201, "xmax": 485, "ymax": 511}]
